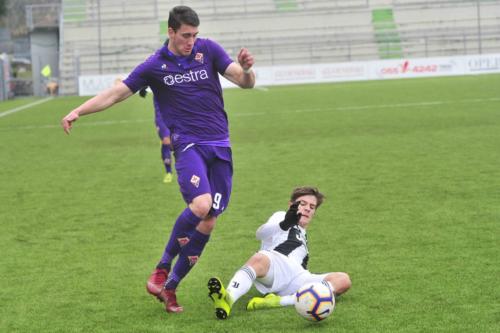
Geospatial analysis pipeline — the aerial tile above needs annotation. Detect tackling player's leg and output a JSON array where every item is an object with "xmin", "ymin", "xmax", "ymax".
[
  {"xmin": 247, "ymin": 293, "xmax": 282, "ymax": 310},
  {"xmin": 208, "ymin": 277, "xmax": 233, "ymax": 319},
  {"xmin": 208, "ymin": 264, "xmax": 259, "ymax": 319},
  {"xmin": 247, "ymin": 293, "xmax": 296, "ymax": 310}
]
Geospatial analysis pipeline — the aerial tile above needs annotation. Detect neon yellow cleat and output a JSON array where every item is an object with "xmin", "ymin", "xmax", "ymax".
[
  {"xmin": 246, "ymin": 293, "xmax": 281, "ymax": 311},
  {"xmin": 163, "ymin": 173, "xmax": 173, "ymax": 183},
  {"xmin": 207, "ymin": 277, "xmax": 232, "ymax": 319}
]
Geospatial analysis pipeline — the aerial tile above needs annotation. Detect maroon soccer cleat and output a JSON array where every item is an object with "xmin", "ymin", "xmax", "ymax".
[
  {"xmin": 160, "ymin": 289, "xmax": 184, "ymax": 313},
  {"xmin": 146, "ymin": 268, "xmax": 169, "ymax": 301}
]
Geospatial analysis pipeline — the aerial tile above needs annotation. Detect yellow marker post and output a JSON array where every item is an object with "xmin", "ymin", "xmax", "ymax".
[{"xmin": 41, "ymin": 65, "xmax": 51, "ymax": 77}]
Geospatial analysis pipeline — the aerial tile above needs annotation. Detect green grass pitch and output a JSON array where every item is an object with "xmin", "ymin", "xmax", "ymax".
[{"xmin": 1, "ymin": 74, "xmax": 499, "ymax": 332}]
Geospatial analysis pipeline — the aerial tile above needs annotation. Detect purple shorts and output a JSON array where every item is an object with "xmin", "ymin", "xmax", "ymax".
[{"xmin": 174, "ymin": 144, "xmax": 233, "ymax": 217}]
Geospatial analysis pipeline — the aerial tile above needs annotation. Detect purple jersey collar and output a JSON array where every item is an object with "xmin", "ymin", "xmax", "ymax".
[{"xmin": 160, "ymin": 40, "xmax": 199, "ymax": 69}]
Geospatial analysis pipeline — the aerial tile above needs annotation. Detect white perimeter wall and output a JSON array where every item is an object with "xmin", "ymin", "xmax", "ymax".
[{"xmin": 78, "ymin": 53, "xmax": 500, "ymax": 96}]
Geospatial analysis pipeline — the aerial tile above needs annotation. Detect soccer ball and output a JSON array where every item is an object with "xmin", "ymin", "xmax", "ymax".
[{"xmin": 294, "ymin": 281, "xmax": 335, "ymax": 322}]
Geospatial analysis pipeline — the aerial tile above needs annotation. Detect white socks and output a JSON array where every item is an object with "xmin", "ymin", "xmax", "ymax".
[
  {"xmin": 279, "ymin": 280, "xmax": 335, "ymax": 307},
  {"xmin": 280, "ymin": 294, "xmax": 295, "ymax": 306},
  {"xmin": 226, "ymin": 265, "xmax": 256, "ymax": 304},
  {"xmin": 323, "ymin": 280, "xmax": 336, "ymax": 295},
  {"xmin": 225, "ymin": 268, "xmax": 336, "ymax": 308}
]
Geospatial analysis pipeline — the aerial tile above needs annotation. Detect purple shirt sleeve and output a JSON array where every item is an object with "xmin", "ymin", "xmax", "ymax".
[
  {"xmin": 123, "ymin": 56, "xmax": 154, "ymax": 93},
  {"xmin": 206, "ymin": 39, "xmax": 234, "ymax": 75}
]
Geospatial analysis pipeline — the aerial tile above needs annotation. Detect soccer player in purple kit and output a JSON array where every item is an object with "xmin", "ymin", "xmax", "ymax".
[
  {"xmin": 139, "ymin": 87, "xmax": 174, "ymax": 183},
  {"xmin": 61, "ymin": 6, "xmax": 255, "ymax": 313},
  {"xmin": 154, "ymin": 98, "xmax": 174, "ymax": 184}
]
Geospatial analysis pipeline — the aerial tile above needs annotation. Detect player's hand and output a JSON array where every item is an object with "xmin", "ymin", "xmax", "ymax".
[
  {"xmin": 237, "ymin": 48, "xmax": 254, "ymax": 72},
  {"xmin": 61, "ymin": 110, "xmax": 79, "ymax": 135},
  {"xmin": 280, "ymin": 201, "xmax": 302, "ymax": 230}
]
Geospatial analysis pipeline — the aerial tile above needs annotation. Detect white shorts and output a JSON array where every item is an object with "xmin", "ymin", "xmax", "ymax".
[{"xmin": 253, "ymin": 250, "xmax": 328, "ymax": 296}]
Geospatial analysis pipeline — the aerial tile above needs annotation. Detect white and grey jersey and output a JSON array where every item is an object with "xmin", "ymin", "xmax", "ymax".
[{"xmin": 256, "ymin": 211, "xmax": 309, "ymax": 269}]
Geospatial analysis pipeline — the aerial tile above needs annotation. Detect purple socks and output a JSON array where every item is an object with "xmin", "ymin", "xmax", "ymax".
[
  {"xmin": 165, "ymin": 229, "xmax": 210, "ymax": 290},
  {"xmin": 158, "ymin": 208, "xmax": 200, "ymax": 268}
]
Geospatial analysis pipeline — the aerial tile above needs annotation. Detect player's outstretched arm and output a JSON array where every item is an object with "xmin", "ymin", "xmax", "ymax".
[
  {"xmin": 223, "ymin": 48, "xmax": 255, "ymax": 89},
  {"xmin": 61, "ymin": 81, "xmax": 133, "ymax": 134}
]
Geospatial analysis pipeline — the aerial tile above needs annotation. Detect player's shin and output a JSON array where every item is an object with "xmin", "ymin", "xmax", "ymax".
[
  {"xmin": 158, "ymin": 208, "xmax": 200, "ymax": 269},
  {"xmin": 226, "ymin": 265, "xmax": 256, "ymax": 304},
  {"xmin": 165, "ymin": 230, "xmax": 209, "ymax": 290}
]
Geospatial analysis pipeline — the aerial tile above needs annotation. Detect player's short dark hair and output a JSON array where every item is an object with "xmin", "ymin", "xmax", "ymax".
[
  {"xmin": 290, "ymin": 186, "xmax": 325, "ymax": 208},
  {"xmin": 168, "ymin": 6, "xmax": 200, "ymax": 31}
]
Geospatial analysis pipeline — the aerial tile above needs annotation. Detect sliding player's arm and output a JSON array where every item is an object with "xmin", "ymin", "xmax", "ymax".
[
  {"xmin": 61, "ymin": 81, "xmax": 133, "ymax": 134},
  {"xmin": 256, "ymin": 211, "xmax": 286, "ymax": 240}
]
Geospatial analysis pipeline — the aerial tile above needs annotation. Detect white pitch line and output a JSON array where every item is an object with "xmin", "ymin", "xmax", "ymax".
[
  {"xmin": 2, "ymin": 118, "xmax": 152, "ymax": 130},
  {"xmin": 0, "ymin": 97, "xmax": 54, "ymax": 118},
  {"xmin": 0, "ymin": 97, "xmax": 498, "ymax": 131},
  {"xmin": 254, "ymin": 86, "xmax": 269, "ymax": 92},
  {"xmin": 291, "ymin": 97, "xmax": 499, "ymax": 113}
]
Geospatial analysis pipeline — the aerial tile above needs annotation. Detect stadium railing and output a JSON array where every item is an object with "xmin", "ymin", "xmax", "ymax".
[{"xmin": 58, "ymin": 0, "xmax": 500, "ymax": 95}]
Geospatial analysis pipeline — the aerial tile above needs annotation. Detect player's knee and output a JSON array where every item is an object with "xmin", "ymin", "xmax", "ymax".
[
  {"xmin": 246, "ymin": 253, "xmax": 270, "ymax": 277},
  {"xmin": 327, "ymin": 272, "xmax": 351, "ymax": 294},
  {"xmin": 338, "ymin": 272, "xmax": 352, "ymax": 291},
  {"xmin": 190, "ymin": 194, "xmax": 213, "ymax": 218},
  {"xmin": 162, "ymin": 137, "xmax": 171, "ymax": 145},
  {"xmin": 191, "ymin": 203, "xmax": 211, "ymax": 218}
]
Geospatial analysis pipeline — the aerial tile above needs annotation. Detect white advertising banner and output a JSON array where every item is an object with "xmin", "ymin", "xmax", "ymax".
[
  {"xmin": 463, "ymin": 54, "xmax": 500, "ymax": 74},
  {"xmin": 78, "ymin": 74, "xmax": 127, "ymax": 96},
  {"xmin": 79, "ymin": 54, "xmax": 500, "ymax": 96},
  {"xmin": 219, "ymin": 54, "xmax": 500, "ymax": 89},
  {"xmin": 219, "ymin": 62, "xmax": 368, "ymax": 89},
  {"xmin": 369, "ymin": 57, "xmax": 465, "ymax": 80}
]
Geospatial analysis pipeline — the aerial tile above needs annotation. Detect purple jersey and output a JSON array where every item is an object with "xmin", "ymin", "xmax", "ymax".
[{"xmin": 123, "ymin": 38, "xmax": 233, "ymax": 149}]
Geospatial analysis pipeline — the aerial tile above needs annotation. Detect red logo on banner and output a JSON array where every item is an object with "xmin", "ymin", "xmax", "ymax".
[
  {"xmin": 401, "ymin": 60, "xmax": 410, "ymax": 73},
  {"xmin": 380, "ymin": 60, "xmax": 438, "ymax": 75}
]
